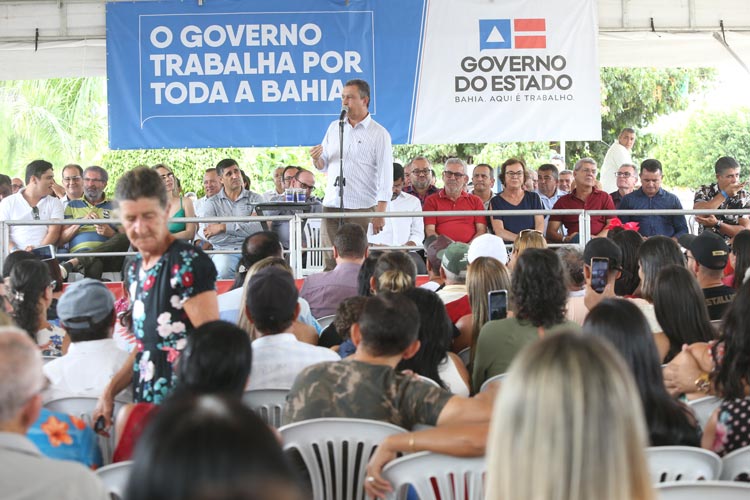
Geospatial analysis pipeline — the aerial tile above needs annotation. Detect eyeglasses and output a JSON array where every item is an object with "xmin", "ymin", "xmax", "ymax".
[
  {"xmin": 12, "ymin": 184, "xmax": 22, "ymax": 190},
  {"xmin": 412, "ymin": 169, "xmax": 430, "ymax": 176},
  {"xmin": 505, "ymin": 171, "xmax": 525, "ymax": 178},
  {"xmin": 159, "ymin": 173, "xmax": 174, "ymax": 180},
  {"xmin": 62, "ymin": 176, "xmax": 82, "ymax": 183},
  {"xmin": 31, "ymin": 206, "xmax": 39, "ymax": 220},
  {"xmin": 443, "ymin": 171, "xmax": 465, "ymax": 179},
  {"xmin": 297, "ymin": 181, "xmax": 314, "ymax": 190},
  {"xmin": 284, "ymin": 176, "xmax": 296, "ymax": 183},
  {"xmin": 84, "ymin": 177, "xmax": 105, "ymax": 183},
  {"xmin": 615, "ymin": 172, "xmax": 633, "ymax": 178}
]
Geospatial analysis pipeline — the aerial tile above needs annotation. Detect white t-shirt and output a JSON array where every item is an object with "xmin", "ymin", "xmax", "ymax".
[{"xmin": 0, "ymin": 190, "xmax": 64, "ymax": 251}]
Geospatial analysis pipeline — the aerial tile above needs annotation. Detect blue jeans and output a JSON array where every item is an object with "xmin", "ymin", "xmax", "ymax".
[{"xmin": 211, "ymin": 253, "xmax": 241, "ymax": 280}]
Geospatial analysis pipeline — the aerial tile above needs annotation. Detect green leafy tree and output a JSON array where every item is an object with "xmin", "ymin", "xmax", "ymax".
[
  {"xmin": 651, "ymin": 108, "xmax": 750, "ymax": 188},
  {"xmin": 565, "ymin": 67, "xmax": 715, "ymax": 167}
]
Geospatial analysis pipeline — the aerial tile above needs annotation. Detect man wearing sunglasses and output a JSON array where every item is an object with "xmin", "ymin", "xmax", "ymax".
[{"xmin": 0, "ymin": 160, "xmax": 63, "ymax": 253}]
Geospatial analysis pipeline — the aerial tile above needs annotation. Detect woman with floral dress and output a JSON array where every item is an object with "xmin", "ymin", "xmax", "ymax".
[{"xmin": 94, "ymin": 167, "xmax": 218, "ymax": 431}]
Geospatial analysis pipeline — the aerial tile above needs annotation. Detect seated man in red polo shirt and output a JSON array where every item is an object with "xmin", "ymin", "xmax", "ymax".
[
  {"xmin": 423, "ymin": 158, "xmax": 487, "ymax": 243},
  {"xmin": 547, "ymin": 158, "xmax": 615, "ymax": 243}
]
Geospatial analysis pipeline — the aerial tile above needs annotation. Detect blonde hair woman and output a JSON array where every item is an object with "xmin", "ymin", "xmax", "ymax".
[
  {"xmin": 486, "ymin": 333, "xmax": 655, "ymax": 500},
  {"xmin": 152, "ymin": 163, "xmax": 196, "ymax": 242},
  {"xmin": 455, "ymin": 257, "xmax": 511, "ymax": 367},
  {"xmin": 508, "ymin": 229, "xmax": 547, "ymax": 271}
]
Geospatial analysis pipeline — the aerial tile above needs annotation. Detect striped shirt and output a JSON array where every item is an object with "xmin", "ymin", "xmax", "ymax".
[
  {"xmin": 319, "ymin": 113, "xmax": 393, "ymax": 209},
  {"xmin": 64, "ymin": 198, "xmax": 115, "ymax": 253}
]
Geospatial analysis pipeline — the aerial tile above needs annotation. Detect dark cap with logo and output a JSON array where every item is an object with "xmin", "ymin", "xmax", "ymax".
[
  {"xmin": 678, "ymin": 231, "xmax": 729, "ymax": 270},
  {"xmin": 583, "ymin": 238, "xmax": 623, "ymax": 271}
]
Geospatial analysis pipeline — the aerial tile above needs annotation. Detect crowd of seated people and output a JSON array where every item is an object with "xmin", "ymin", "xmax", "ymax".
[{"xmin": 2, "ymin": 152, "xmax": 750, "ymax": 499}]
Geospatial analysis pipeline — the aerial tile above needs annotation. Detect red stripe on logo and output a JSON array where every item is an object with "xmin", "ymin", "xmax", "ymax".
[
  {"xmin": 514, "ymin": 18, "xmax": 546, "ymax": 32},
  {"xmin": 514, "ymin": 36, "xmax": 546, "ymax": 49}
]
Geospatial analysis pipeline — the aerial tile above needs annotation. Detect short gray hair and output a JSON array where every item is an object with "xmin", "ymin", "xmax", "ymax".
[
  {"xmin": 407, "ymin": 156, "xmax": 432, "ymax": 169},
  {"xmin": 0, "ymin": 328, "xmax": 44, "ymax": 422},
  {"xmin": 574, "ymin": 158, "xmax": 597, "ymax": 171},
  {"xmin": 444, "ymin": 158, "xmax": 467, "ymax": 175}
]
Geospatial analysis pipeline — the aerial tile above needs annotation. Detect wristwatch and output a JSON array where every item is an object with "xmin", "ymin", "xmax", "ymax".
[{"xmin": 715, "ymin": 219, "xmax": 723, "ymax": 229}]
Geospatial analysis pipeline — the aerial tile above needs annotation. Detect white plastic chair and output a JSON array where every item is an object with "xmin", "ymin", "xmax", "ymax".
[
  {"xmin": 646, "ymin": 446, "xmax": 722, "ymax": 483},
  {"xmin": 720, "ymin": 445, "xmax": 750, "ymax": 481},
  {"xmin": 280, "ymin": 418, "xmax": 407, "ymax": 500},
  {"xmin": 656, "ymin": 480, "xmax": 750, "ymax": 499},
  {"xmin": 242, "ymin": 388, "xmax": 289, "ymax": 428},
  {"xmin": 688, "ymin": 396, "xmax": 722, "ymax": 429},
  {"xmin": 303, "ymin": 219, "xmax": 324, "ymax": 274},
  {"xmin": 96, "ymin": 460, "xmax": 133, "ymax": 500},
  {"xmin": 316, "ymin": 315, "xmax": 336, "ymax": 329},
  {"xmin": 44, "ymin": 396, "xmax": 127, "ymax": 465},
  {"xmin": 382, "ymin": 451, "xmax": 486, "ymax": 500},
  {"xmin": 479, "ymin": 372, "xmax": 506, "ymax": 393},
  {"xmin": 457, "ymin": 347, "xmax": 471, "ymax": 368}
]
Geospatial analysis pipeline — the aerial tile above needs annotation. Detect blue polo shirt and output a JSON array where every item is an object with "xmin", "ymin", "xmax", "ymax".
[{"xmin": 618, "ymin": 188, "xmax": 688, "ymax": 238}]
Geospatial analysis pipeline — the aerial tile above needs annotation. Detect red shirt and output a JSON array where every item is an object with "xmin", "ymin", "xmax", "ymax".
[
  {"xmin": 549, "ymin": 188, "xmax": 614, "ymax": 235},
  {"xmin": 423, "ymin": 190, "xmax": 486, "ymax": 243}
]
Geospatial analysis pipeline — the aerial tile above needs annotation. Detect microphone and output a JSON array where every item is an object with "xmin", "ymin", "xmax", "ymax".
[{"xmin": 339, "ymin": 105, "xmax": 349, "ymax": 123}]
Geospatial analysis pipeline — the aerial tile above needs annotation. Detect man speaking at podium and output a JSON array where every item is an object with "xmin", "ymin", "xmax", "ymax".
[{"xmin": 309, "ymin": 79, "xmax": 392, "ymax": 270}]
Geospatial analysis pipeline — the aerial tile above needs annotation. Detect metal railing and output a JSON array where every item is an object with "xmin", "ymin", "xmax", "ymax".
[{"xmin": 1, "ymin": 208, "xmax": 746, "ymax": 278}]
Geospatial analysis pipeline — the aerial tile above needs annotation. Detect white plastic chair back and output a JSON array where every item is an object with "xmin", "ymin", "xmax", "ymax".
[
  {"xmin": 280, "ymin": 418, "xmax": 407, "ymax": 500},
  {"xmin": 382, "ymin": 451, "xmax": 486, "ymax": 500},
  {"xmin": 457, "ymin": 347, "xmax": 470, "ymax": 368},
  {"xmin": 646, "ymin": 446, "xmax": 722, "ymax": 483},
  {"xmin": 242, "ymin": 388, "xmax": 289, "ymax": 428},
  {"xmin": 417, "ymin": 375, "xmax": 441, "ymax": 388},
  {"xmin": 95, "ymin": 460, "xmax": 133, "ymax": 500},
  {"xmin": 316, "ymin": 315, "xmax": 336, "ymax": 329},
  {"xmin": 303, "ymin": 219, "xmax": 324, "ymax": 274},
  {"xmin": 720, "ymin": 445, "xmax": 750, "ymax": 481},
  {"xmin": 656, "ymin": 480, "xmax": 750, "ymax": 499},
  {"xmin": 688, "ymin": 396, "xmax": 722, "ymax": 429},
  {"xmin": 44, "ymin": 396, "xmax": 127, "ymax": 465},
  {"xmin": 479, "ymin": 372, "xmax": 506, "ymax": 393}
]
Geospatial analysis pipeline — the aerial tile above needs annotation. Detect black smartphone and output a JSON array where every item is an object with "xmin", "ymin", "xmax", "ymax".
[
  {"xmin": 488, "ymin": 289, "xmax": 508, "ymax": 321},
  {"xmin": 31, "ymin": 244, "xmax": 56, "ymax": 260},
  {"xmin": 590, "ymin": 257, "xmax": 609, "ymax": 294},
  {"xmin": 94, "ymin": 416, "xmax": 106, "ymax": 433}
]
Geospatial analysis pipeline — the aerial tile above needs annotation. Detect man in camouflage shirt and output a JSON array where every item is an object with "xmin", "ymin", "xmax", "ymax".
[
  {"xmin": 694, "ymin": 156, "xmax": 750, "ymax": 242},
  {"xmin": 284, "ymin": 294, "xmax": 494, "ymax": 429}
]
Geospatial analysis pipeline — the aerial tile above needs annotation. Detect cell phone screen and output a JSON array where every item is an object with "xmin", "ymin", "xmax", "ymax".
[
  {"xmin": 31, "ymin": 244, "xmax": 55, "ymax": 260},
  {"xmin": 488, "ymin": 290, "xmax": 508, "ymax": 321},
  {"xmin": 590, "ymin": 257, "xmax": 609, "ymax": 294}
]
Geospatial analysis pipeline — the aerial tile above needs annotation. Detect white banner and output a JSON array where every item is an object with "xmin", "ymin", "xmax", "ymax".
[{"xmin": 411, "ymin": 0, "xmax": 600, "ymax": 143}]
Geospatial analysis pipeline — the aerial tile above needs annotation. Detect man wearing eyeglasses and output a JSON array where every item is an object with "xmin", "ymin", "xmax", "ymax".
[
  {"xmin": 11, "ymin": 177, "xmax": 23, "ymax": 194},
  {"xmin": 609, "ymin": 163, "xmax": 637, "ymax": 210},
  {"xmin": 404, "ymin": 156, "xmax": 439, "ymax": 206},
  {"xmin": 58, "ymin": 166, "xmax": 125, "ymax": 279},
  {"xmin": 265, "ymin": 168, "xmax": 323, "ymax": 250},
  {"xmin": 0, "ymin": 160, "xmax": 63, "ymax": 253},
  {"xmin": 693, "ymin": 156, "xmax": 750, "ymax": 242},
  {"xmin": 58, "ymin": 164, "xmax": 84, "ymax": 208},
  {"xmin": 547, "ymin": 158, "xmax": 615, "ymax": 244},
  {"xmin": 423, "ymin": 158, "xmax": 487, "ymax": 244}
]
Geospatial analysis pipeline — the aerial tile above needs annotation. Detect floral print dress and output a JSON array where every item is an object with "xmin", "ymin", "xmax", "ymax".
[{"xmin": 126, "ymin": 240, "xmax": 216, "ymax": 403}]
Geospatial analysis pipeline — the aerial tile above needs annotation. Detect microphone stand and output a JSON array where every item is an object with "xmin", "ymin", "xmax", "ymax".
[{"xmin": 337, "ymin": 114, "xmax": 346, "ymax": 228}]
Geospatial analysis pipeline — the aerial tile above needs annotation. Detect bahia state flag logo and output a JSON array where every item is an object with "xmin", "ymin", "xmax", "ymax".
[{"xmin": 479, "ymin": 18, "xmax": 546, "ymax": 50}]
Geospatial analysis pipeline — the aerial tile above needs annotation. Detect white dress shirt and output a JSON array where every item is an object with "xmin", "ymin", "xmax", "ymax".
[
  {"xmin": 319, "ymin": 113, "xmax": 393, "ymax": 209},
  {"xmin": 367, "ymin": 191, "xmax": 424, "ymax": 246},
  {"xmin": 246, "ymin": 333, "xmax": 339, "ymax": 390}
]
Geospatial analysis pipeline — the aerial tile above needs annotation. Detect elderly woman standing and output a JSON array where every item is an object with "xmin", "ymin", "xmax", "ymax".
[{"xmin": 95, "ymin": 167, "xmax": 218, "ymax": 429}]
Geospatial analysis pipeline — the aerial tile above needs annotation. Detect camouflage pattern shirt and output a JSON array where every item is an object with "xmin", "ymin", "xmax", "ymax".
[
  {"xmin": 694, "ymin": 183, "xmax": 750, "ymax": 241},
  {"xmin": 284, "ymin": 359, "xmax": 453, "ymax": 429}
]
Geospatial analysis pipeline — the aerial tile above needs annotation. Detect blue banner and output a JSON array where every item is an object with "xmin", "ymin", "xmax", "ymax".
[{"xmin": 107, "ymin": 0, "xmax": 426, "ymax": 149}]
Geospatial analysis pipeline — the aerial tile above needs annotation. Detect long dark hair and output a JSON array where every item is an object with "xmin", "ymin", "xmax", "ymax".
[
  {"xmin": 638, "ymin": 236, "xmax": 684, "ymax": 302},
  {"xmin": 10, "ymin": 259, "xmax": 51, "ymax": 337},
  {"xmin": 357, "ymin": 251, "xmax": 382, "ymax": 297},
  {"xmin": 584, "ymin": 298, "xmax": 701, "ymax": 447},
  {"xmin": 653, "ymin": 265, "xmax": 715, "ymax": 362},
  {"xmin": 712, "ymin": 281, "xmax": 750, "ymax": 400},
  {"xmin": 609, "ymin": 229, "xmax": 643, "ymax": 296},
  {"xmin": 396, "ymin": 288, "xmax": 453, "ymax": 389},
  {"xmin": 731, "ymin": 229, "xmax": 750, "ymax": 289},
  {"xmin": 511, "ymin": 248, "xmax": 567, "ymax": 328}
]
